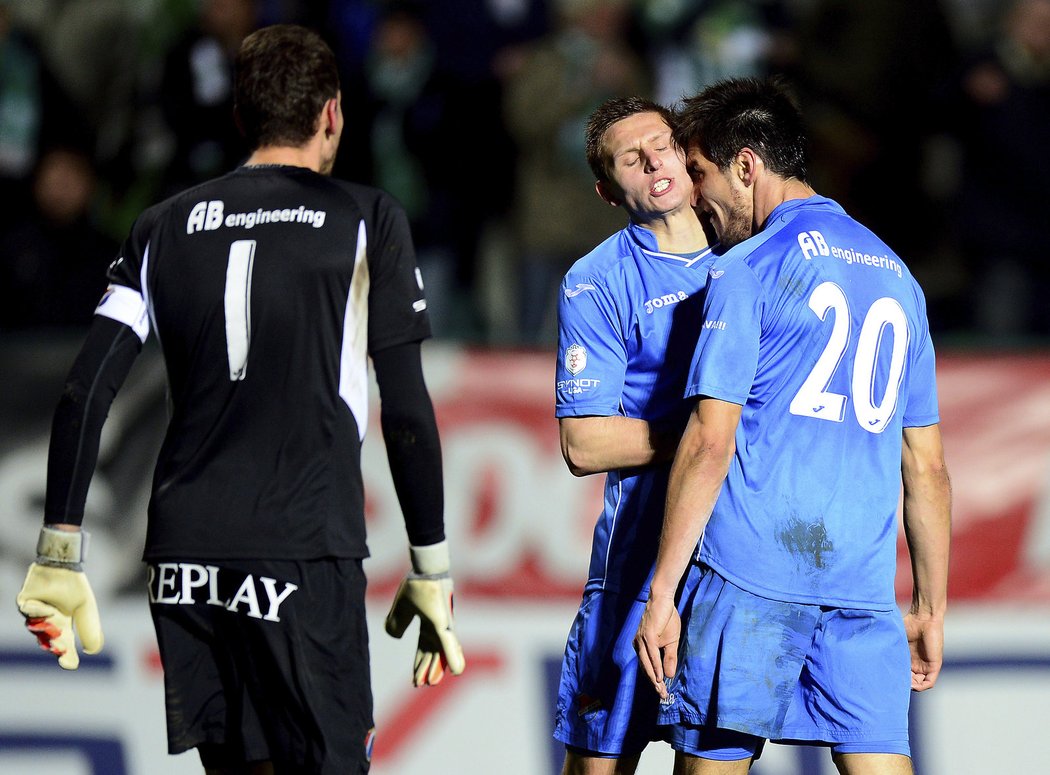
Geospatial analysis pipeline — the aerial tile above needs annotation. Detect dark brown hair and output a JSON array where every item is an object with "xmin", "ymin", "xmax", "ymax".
[
  {"xmin": 674, "ymin": 76, "xmax": 809, "ymax": 182},
  {"xmin": 585, "ymin": 96, "xmax": 676, "ymax": 181},
  {"xmin": 234, "ymin": 25, "xmax": 340, "ymax": 149}
]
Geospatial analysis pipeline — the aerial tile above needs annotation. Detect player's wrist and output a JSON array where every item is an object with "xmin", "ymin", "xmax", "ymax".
[
  {"xmin": 909, "ymin": 587, "xmax": 948, "ymax": 619},
  {"xmin": 35, "ymin": 525, "xmax": 90, "ymax": 571},
  {"xmin": 408, "ymin": 540, "xmax": 450, "ymax": 578},
  {"xmin": 648, "ymin": 578, "xmax": 678, "ymax": 602},
  {"xmin": 907, "ymin": 604, "xmax": 946, "ymax": 621}
]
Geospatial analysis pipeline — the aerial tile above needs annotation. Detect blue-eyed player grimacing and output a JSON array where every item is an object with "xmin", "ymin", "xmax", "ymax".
[
  {"xmin": 554, "ymin": 97, "xmax": 718, "ymax": 775},
  {"xmin": 634, "ymin": 77, "xmax": 952, "ymax": 775}
]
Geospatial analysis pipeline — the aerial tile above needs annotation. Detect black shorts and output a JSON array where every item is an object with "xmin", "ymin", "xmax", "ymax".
[{"xmin": 147, "ymin": 557, "xmax": 373, "ymax": 773}]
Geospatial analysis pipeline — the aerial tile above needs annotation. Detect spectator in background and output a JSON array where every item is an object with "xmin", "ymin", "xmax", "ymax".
[
  {"xmin": 0, "ymin": 147, "xmax": 117, "ymax": 330},
  {"xmin": 783, "ymin": 0, "xmax": 958, "ymax": 289},
  {"xmin": 505, "ymin": 0, "xmax": 648, "ymax": 345},
  {"xmin": 948, "ymin": 0, "xmax": 1050, "ymax": 340},
  {"xmin": 325, "ymin": 0, "xmax": 547, "ymax": 342},
  {"xmin": 12, "ymin": 0, "xmax": 141, "ymax": 179},
  {"xmin": 0, "ymin": 4, "xmax": 89, "ymax": 230},
  {"xmin": 363, "ymin": 5, "xmax": 434, "ymax": 223},
  {"xmin": 362, "ymin": 4, "xmax": 477, "ymax": 337},
  {"xmin": 411, "ymin": 0, "xmax": 548, "ymax": 328},
  {"xmin": 157, "ymin": 0, "xmax": 257, "ymax": 196},
  {"xmin": 634, "ymin": 0, "xmax": 787, "ymax": 107}
]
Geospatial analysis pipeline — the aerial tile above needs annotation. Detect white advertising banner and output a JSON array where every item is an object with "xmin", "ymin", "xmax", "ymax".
[
  {"xmin": 1, "ymin": 343, "xmax": 1049, "ymax": 774},
  {"xmin": 1, "ymin": 602, "xmax": 1048, "ymax": 775}
]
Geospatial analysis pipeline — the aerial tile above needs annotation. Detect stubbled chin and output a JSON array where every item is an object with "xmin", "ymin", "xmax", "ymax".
[{"xmin": 720, "ymin": 228, "xmax": 749, "ymax": 248}]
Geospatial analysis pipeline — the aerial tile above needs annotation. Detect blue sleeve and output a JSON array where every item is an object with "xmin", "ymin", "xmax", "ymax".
[
  {"xmin": 555, "ymin": 271, "xmax": 627, "ymax": 417},
  {"xmin": 902, "ymin": 287, "xmax": 940, "ymax": 427},
  {"xmin": 686, "ymin": 258, "xmax": 763, "ymax": 405}
]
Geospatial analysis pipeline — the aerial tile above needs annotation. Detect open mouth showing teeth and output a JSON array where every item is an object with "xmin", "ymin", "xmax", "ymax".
[{"xmin": 652, "ymin": 179, "xmax": 671, "ymax": 194}]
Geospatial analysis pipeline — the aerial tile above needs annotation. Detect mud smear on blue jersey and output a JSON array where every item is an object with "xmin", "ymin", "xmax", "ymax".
[{"xmin": 776, "ymin": 517, "xmax": 833, "ymax": 569}]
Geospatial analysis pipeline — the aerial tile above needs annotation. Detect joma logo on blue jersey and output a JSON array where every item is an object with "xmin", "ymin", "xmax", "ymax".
[{"xmin": 644, "ymin": 290, "xmax": 687, "ymax": 314}]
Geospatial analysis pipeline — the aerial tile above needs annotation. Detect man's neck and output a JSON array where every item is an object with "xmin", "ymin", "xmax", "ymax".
[
  {"xmin": 637, "ymin": 206, "xmax": 710, "ymax": 254},
  {"xmin": 754, "ymin": 177, "xmax": 816, "ymax": 230},
  {"xmin": 245, "ymin": 142, "xmax": 323, "ymax": 173}
]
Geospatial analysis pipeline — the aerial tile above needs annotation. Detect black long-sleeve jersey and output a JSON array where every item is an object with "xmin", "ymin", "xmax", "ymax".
[{"xmin": 48, "ymin": 164, "xmax": 440, "ymax": 560}]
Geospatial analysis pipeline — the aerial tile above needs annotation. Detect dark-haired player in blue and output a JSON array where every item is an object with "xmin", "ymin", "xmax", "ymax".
[
  {"xmin": 554, "ymin": 96, "xmax": 717, "ymax": 775},
  {"xmin": 635, "ymin": 77, "xmax": 952, "ymax": 775}
]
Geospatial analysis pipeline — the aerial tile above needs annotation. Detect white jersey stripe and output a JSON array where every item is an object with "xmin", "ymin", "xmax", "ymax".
[
  {"xmin": 224, "ymin": 240, "xmax": 256, "ymax": 380},
  {"xmin": 141, "ymin": 241, "xmax": 159, "ymax": 347},
  {"xmin": 339, "ymin": 220, "xmax": 370, "ymax": 440}
]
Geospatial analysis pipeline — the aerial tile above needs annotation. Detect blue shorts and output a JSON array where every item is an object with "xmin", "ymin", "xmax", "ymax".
[
  {"xmin": 554, "ymin": 586, "xmax": 671, "ymax": 756},
  {"xmin": 658, "ymin": 564, "xmax": 911, "ymax": 758}
]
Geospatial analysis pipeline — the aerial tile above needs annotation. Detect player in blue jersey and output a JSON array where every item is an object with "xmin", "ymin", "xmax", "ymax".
[
  {"xmin": 554, "ymin": 96, "xmax": 717, "ymax": 775},
  {"xmin": 634, "ymin": 77, "xmax": 952, "ymax": 774}
]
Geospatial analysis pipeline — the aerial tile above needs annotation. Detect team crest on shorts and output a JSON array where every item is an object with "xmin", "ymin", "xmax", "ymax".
[{"xmin": 565, "ymin": 344, "xmax": 587, "ymax": 375}]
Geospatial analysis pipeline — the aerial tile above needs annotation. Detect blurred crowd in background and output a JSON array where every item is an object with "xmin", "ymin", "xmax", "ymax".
[{"xmin": 1, "ymin": 0, "xmax": 1048, "ymax": 346}]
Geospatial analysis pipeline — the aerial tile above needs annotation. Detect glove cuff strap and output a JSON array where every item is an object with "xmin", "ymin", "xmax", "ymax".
[
  {"xmin": 409, "ymin": 540, "xmax": 450, "ymax": 577},
  {"xmin": 36, "ymin": 525, "xmax": 89, "ymax": 570}
]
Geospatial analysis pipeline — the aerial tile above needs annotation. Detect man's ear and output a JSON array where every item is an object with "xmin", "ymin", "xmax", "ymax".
[
  {"xmin": 595, "ymin": 179, "xmax": 620, "ymax": 208},
  {"xmin": 323, "ymin": 97, "xmax": 340, "ymax": 137},
  {"xmin": 736, "ymin": 148, "xmax": 760, "ymax": 186}
]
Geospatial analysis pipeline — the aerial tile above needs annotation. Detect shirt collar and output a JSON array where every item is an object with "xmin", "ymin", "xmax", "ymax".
[{"xmin": 765, "ymin": 195, "xmax": 845, "ymax": 225}]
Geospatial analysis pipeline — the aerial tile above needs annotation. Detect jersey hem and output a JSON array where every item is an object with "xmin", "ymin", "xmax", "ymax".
[
  {"xmin": 684, "ymin": 381, "xmax": 748, "ymax": 404},
  {"xmin": 658, "ymin": 709, "xmax": 906, "ymax": 745},
  {"xmin": 902, "ymin": 414, "xmax": 940, "ymax": 428},
  {"xmin": 553, "ymin": 723, "xmax": 649, "ymax": 758},
  {"xmin": 142, "ymin": 548, "xmax": 371, "ymax": 562},
  {"xmin": 555, "ymin": 404, "xmax": 623, "ymax": 418},
  {"xmin": 699, "ymin": 558, "xmax": 898, "ymax": 611},
  {"xmin": 772, "ymin": 726, "xmax": 911, "ymax": 744}
]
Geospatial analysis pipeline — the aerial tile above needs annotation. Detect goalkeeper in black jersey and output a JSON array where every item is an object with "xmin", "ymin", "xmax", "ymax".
[{"xmin": 16, "ymin": 24, "xmax": 464, "ymax": 775}]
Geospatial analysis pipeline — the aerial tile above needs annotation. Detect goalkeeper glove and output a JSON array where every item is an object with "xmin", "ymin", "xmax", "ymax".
[
  {"xmin": 384, "ymin": 540, "xmax": 466, "ymax": 686},
  {"xmin": 15, "ymin": 526, "xmax": 104, "ymax": 670}
]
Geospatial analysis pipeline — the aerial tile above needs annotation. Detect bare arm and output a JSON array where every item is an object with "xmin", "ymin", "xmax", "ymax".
[
  {"xmin": 559, "ymin": 415, "xmax": 683, "ymax": 476},
  {"xmin": 901, "ymin": 423, "xmax": 952, "ymax": 691},
  {"xmin": 634, "ymin": 397, "xmax": 741, "ymax": 697}
]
